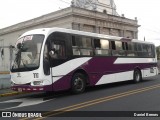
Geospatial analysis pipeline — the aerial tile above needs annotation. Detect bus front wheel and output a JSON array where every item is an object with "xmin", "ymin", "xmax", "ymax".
[
  {"xmin": 133, "ymin": 69, "xmax": 142, "ymax": 83},
  {"xmin": 71, "ymin": 73, "xmax": 86, "ymax": 94}
]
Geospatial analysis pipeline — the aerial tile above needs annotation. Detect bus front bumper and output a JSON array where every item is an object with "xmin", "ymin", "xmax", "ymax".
[{"xmin": 11, "ymin": 84, "xmax": 52, "ymax": 92}]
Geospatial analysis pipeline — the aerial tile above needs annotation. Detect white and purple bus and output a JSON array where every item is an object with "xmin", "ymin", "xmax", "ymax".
[{"xmin": 10, "ymin": 28, "xmax": 158, "ymax": 93}]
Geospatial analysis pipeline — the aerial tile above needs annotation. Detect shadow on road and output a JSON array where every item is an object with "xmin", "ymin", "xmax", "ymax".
[{"xmin": 14, "ymin": 77, "xmax": 157, "ymax": 100}]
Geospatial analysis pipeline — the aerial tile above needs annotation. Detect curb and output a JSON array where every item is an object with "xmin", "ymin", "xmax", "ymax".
[
  {"xmin": 0, "ymin": 91, "xmax": 28, "ymax": 97},
  {"xmin": 0, "ymin": 71, "xmax": 10, "ymax": 74}
]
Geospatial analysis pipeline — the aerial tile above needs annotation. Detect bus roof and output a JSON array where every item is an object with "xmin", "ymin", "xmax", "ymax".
[{"xmin": 20, "ymin": 27, "xmax": 154, "ymax": 45}]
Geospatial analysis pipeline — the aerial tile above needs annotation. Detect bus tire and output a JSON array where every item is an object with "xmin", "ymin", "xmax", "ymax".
[
  {"xmin": 133, "ymin": 69, "xmax": 142, "ymax": 83},
  {"xmin": 71, "ymin": 73, "xmax": 86, "ymax": 94}
]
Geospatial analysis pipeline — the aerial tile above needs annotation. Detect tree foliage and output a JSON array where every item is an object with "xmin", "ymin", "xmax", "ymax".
[{"xmin": 156, "ymin": 46, "xmax": 160, "ymax": 60}]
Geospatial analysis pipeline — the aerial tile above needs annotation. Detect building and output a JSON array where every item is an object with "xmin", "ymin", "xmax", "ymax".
[
  {"xmin": 0, "ymin": 6, "xmax": 139, "ymax": 72},
  {"xmin": 72, "ymin": 0, "xmax": 118, "ymax": 15}
]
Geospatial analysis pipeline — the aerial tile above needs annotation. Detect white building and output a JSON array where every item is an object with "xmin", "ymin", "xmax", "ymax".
[
  {"xmin": 72, "ymin": 0, "xmax": 118, "ymax": 15},
  {"xmin": 0, "ymin": 4, "xmax": 139, "ymax": 72}
]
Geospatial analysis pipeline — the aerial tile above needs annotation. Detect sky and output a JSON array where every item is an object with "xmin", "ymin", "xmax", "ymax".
[{"xmin": 0, "ymin": 0, "xmax": 160, "ymax": 46}]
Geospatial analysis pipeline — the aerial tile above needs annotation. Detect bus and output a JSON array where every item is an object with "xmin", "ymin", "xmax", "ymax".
[{"xmin": 10, "ymin": 28, "xmax": 158, "ymax": 94}]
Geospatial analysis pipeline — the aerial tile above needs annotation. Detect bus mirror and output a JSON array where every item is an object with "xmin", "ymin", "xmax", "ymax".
[
  {"xmin": 49, "ymin": 50, "xmax": 55, "ymax": 56},
  {"xmin": 17, "ymin": 43, "xmax": 22, "ymax": 49},
  {"xmin": 49, "ymin": 49, "xmax": 58, "ymax": 59}
]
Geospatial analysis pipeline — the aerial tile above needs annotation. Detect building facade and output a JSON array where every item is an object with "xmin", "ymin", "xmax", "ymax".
[
  {"xmin": 72, "ymin": 0, "xmax": 118, "ymax": 15},
  {"xmin": 0, "ymin": 6, "xmax": 139, "ymax": 72}
]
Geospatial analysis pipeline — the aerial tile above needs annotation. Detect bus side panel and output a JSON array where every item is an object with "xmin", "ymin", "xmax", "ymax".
[
  {"xmin": 142, "ymin": 67, "xmax": 158, "ymax": 78},
  {"xmin": 51, "ymin": 57, "xmax": 157, "ymax": 91},
  {"xmin": 96, "ymin": 71, "xmax": 133, "ymax": 85},
  {"xmin": 52, "ymin": 75, "xmax": 72, "ymax": 91}
]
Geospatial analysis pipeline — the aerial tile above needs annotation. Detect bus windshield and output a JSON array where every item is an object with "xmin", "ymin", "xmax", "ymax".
[{"xmin": 11, "ymin": 34, "xmax": 44, "ymax": 72}]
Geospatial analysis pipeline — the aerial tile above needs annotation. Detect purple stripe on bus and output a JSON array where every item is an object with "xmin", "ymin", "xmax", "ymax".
[
  {"xmin": 51, "ymin": 57, "xmax": 157, "ymax": 91},
  {"xmin": 11, "ymin": 57, "xmax": 157, "ymax": 92},
  {"xmin": 52, "ymin": 75, "xmax": 72, "ymax": 91}
]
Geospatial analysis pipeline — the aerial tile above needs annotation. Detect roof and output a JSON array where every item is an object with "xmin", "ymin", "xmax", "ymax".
[{"xmin": 20, "ymin": 27, "xmax": 154, "ymax": 45}]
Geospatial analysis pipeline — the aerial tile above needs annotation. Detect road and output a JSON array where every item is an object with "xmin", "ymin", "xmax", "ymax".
[{"xmin": 0, "ymin": 75, "xmax": 160, "ymax": 120}]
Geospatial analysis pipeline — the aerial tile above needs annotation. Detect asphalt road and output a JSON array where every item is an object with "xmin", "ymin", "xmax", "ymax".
[{"xmin": 1, "ymin": 75, "xmax": 160, "ymax": 120}]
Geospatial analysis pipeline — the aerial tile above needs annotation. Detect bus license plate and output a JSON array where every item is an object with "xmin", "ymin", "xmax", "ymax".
[{"xmin": 18, "ymin": 88, "xmax": 22, "ymax": 92}]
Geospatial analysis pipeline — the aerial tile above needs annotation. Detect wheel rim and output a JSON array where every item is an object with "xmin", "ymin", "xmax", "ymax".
[{"xmin": 74, "ymin": 77, "xmax": 83, "ymax": 91}]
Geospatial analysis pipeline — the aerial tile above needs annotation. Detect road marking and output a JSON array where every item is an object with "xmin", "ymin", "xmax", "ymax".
[
  {"xmin": 0, "ymin": 98, "xmax": 53, "ymax": 110},
  {"xmin": 21, "ymin": 84, "xmax": 160, "ymax": 120}
]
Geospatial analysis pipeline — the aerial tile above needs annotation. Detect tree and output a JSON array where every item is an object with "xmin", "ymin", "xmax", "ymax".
[{"xmin": 156, "ymin": 46, "xmax": 160, "ymax": 60}]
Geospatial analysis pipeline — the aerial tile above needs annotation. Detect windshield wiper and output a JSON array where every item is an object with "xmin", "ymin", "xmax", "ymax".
[
  {"xmin": 12, "ymin": 50, "xmax": 21, "ymax": 69},
  {"xmin": 12, "ymin": 49, "xmax": 29, "ymax": 70}
]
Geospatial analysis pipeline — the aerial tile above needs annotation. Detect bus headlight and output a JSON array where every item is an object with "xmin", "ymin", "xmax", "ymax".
[{"xmin": 32, "ymin": 81, "xmax": 44, "ymax": 86}]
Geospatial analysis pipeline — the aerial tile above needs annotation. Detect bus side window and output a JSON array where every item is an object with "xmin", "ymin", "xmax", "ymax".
[
  {"xmin": 122, "ymin": 42, "xmax": 126, "ymax": 50},
  {"xmin": 50, "ymin": 41, "xmax": 65, "ymax": 59},
  {"xmin": 111, "ymin": 41, "xmax": 116, "ymax": 50},
  {"xmin": 111, "ymin": 41, "xmax": 125, "ymax": 56},
  {"xmin": 43, "ymin": 44, "xmax": 48, "ymax": 59},
  {"xmin": 43, "ymin": 41, "xmax": 50, "ymax": 75},
  {"xmin": 72, "ymin": 36, "xmax": 93, "ymax": 56},
  {"xmin": 127, "ymin": 42, "xmax": 135, "ymax": 56},
  {"xmin": 80, "ymin": 37, "xmax": 93, "ymax": 56},
  {"xmin": 94, "ymin": 39, "xmax": 110, "ymax": 56},
  {"xmin": 151, "ymin": 45, "xmax": 155, "ymax": 57},
  {"xmin": 72, "ymin": 36, "xmax": 80, "ymax": 55},
  {"xmin": 142, "ymin": 44, "xmax": 149, "ymax": 57},
  {"xmin": 137, "ymin": 44, "xmax": 143, "ymax": 57},
  {"xmin": 147, "ymin": 45, "xmax": 152, "ymax": 57}
]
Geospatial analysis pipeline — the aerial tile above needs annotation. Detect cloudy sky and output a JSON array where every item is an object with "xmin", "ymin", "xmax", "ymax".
[{"xmin": 0, "ymin": 0, "xmax": 160, "ymax": 45}]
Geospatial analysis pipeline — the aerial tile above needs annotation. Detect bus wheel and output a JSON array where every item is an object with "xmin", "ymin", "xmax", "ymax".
[
  {"xmin": 133, "ymin": 69, "xmax": 142, "ymax": 83},
  {"xmin": 71, "ymin": 73, "xmax": 86, "ymax": 94}
]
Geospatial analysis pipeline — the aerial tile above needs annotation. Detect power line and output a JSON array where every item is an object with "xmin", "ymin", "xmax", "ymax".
[
  {"xmin": 142, "ymin": 27, "xmax": 160, "ymax": 34},
  {"xmin": 59, "ymin": 0, "xmax": 70, "ymax": 5}
]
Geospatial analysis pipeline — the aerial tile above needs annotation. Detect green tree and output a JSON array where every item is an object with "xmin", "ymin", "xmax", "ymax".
[{"xmin": 156, "ymin": 46, "xmax": 160, "ymax": 60}]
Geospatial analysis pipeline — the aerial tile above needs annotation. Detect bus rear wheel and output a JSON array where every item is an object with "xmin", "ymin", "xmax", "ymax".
[
  {"xmin": 71, "ymin": 73, "xmax": 86, "ymax": 94},
  {"xmin": 133, "ymin": 69, "xmax": 142, "ymax": 83}
]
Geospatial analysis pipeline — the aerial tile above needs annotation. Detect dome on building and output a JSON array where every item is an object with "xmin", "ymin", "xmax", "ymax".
[{"xmin": 71, "ymin": 0, "xmax": 118, "ymax": 15}]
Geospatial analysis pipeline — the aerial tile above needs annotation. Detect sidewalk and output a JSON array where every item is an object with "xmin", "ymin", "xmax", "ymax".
[
  {"xmin": 0, "ymin": 73, "xmax": 28, "ymax": 97},
  {"xmin": 0, "ymin": 88, "xmax": 13, "ymax": 94},
  {"xmin": 0, "ymin": 73, "xmax": 17, "ymax": 97},
  {"xmin": 0, "ymin": 75, "xmax": 11, "ymax": 89},
  {"xmin": 0, "ymin": 89, "xmax": 25, "ymax": 97},
  {"xmin": 0, "ymin": 88, "xmax": 16, "ymax": 96}
]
